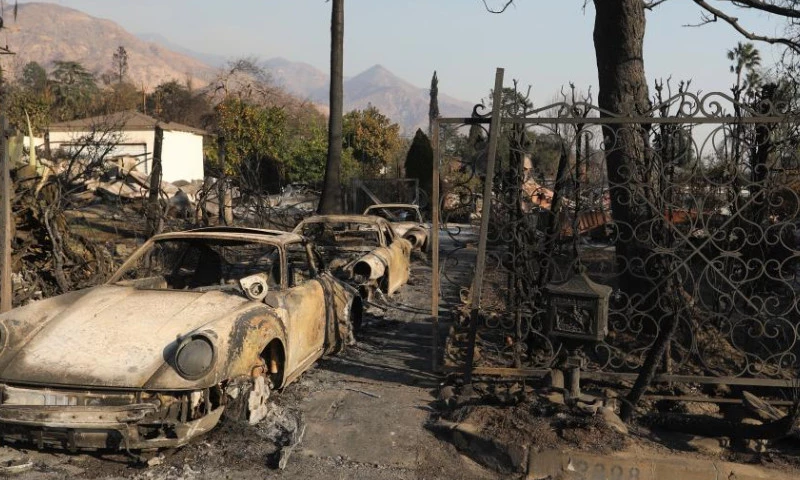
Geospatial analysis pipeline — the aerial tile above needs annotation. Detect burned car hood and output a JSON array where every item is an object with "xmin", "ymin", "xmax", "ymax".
[
  {"xmin": 390, "ymin": 221, "xmax": 420, "ymax": 237},
  {"xmin": 0, "ymin": 285, "xmax": 251, "ymax": 389}
]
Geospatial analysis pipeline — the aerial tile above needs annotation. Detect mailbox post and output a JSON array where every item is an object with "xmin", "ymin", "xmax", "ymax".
[{"xmin": 544, "ymin": 269, "xmax": 612, "ymax": 398}]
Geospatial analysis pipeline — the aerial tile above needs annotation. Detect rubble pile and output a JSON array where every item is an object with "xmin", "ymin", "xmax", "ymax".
[
  {"xmin": 428, "ymin": 379, "xmax": 629, "ymax": 473},
  {"xmin": 10, "ymin": 163, "xmax": 116, "ymax": 305},
  {"xmin": 429, "ymin": 370, "xmax": 800, "ymax": 474},
  {"xmin": 7, "ymin": 154, "xmax": 197, "ymax": 307},
  {"xmin": 233, "ymin": 183, "xmax": 320, "ymax": 230},
  {"xmin": 5, "ymin": 149, "xmax": 326, "ymax": 309}
]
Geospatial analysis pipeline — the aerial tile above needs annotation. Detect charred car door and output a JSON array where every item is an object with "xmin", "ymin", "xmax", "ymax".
[{"xmin": 282, "ymin": 242, "xmax": 328, "ymax": 374}]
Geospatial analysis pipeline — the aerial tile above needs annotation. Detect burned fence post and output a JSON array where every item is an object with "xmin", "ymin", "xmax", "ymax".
[
  {"xmin": 217, "ymin": 137, "xmax": 233, "ymax": 226},
  {"xmin": 431, "ymin": 116, "xmax": 440, "ymax": 372},
  {"xmin": 0, "ymin": 116, "xmax": 11, "ymax": 312},
  {"xmin": 464, "ymin": 68, "xmax": 505, "ymax": 383},
  {"xmin": 146, "ymin": 125, "xmax": 164, "ymax": 237}
]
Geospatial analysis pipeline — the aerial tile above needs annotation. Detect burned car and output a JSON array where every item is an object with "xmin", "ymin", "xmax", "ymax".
[
  {"xmin": 0, "ymin": 227, "xmax": 361, "ymax": 450},
  {"xmin": 293, "ymin": 215, "xmax": 411, "ymax": 300},
  {"xmin": 363, "ymin": 203, "xmax": 429, "ymax": 252}
]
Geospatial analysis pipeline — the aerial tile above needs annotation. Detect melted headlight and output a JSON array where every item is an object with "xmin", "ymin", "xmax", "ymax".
[{"xmin": 174, "ymin": 335, "xmax": 215, "ymax": 380}]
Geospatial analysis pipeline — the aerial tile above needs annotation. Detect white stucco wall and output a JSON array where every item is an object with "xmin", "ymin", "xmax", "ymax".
[
  {"xmin": 47, "ymin": 128, "xmax": 204, "ymax": 183},
  {"xmin": 161, "ymin": 130, "xmax": 204, "ymax": 183},
  {"xmin": 49, "ymin": 129, "xmax": 154, "ymax": 173}
]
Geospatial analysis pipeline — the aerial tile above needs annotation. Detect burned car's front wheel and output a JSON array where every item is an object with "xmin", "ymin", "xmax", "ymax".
[
  {"xmin": 221, "ymin": 340, "xmax": 284, "ymax": 426},
  {"xmin": 222, "ymin": 375, "xmax": 272, "ymax": 426}
]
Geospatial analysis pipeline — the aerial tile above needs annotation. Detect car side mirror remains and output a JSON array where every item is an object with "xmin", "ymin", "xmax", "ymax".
[{"xmin": 240, "ymin": 273, "xmax": 270, "ymax": 301}]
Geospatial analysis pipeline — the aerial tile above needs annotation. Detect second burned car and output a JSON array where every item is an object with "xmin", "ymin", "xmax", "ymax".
[
  {"xmin": 293, "ymin": 215, "xmax": 411, "ymax": 301},
  {"xmin": 363, "ymin": 203, "xmax": 429, "ymax": 252}
]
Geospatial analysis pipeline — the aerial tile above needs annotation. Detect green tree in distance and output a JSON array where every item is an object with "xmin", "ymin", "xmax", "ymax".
[
  {"xmin": 343, "ymin": 104, "xmax": 402, "ymax": 177},
  {"xmin": 6, "ymin": 61, "xmax": 52, "ymax": 133},
  {"xmin": 21, "ymin": 61, "xmax": 47, "ymax": 94},
  {"xmin": 50, "ymin": 61, "xmax": 98, "ymax": 120},
  {"xmin": 405, "ymin": 128, "xmax": 434, "ymax": 207},
  {"xmin": 112, "ymin": 46, "xmax": 129, "ymax": 84},
  {"xmin": 212, "ymin": 97, "xmax": 286, "ymax": 178},
  {"xmin": 429, "ymin": 70, "xmax": 439, "ymax": 137}
]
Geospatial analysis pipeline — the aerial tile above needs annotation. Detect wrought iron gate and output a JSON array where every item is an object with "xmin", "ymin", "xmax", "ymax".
[{"xmin": 432, "ymin": 68, "xmax": 800, "ymax": 401}]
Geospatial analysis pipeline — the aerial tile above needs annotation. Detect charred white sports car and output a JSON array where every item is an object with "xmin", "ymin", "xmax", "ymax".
[
  {"xmin": 363, "ymin": 203, "xmax": 429, "ymax": 252},
  {"xmin": 0, "ymin": 227, "xmax": 361, "ymax": 450}
]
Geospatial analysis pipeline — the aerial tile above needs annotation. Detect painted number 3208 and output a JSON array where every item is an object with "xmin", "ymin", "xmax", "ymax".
[{"xmin": 572, "ymin": 460, "xmax": 641, "ymax": 480}]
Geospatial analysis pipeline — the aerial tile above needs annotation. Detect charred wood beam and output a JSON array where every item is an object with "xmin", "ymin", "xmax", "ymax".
[
  {"xmin": 0, "ymin": 117, "xmax": 11, "ymax": 312},
  {"xmin": 641, "ymin": 405, "xmax": 800, "ymax": 440},
  {"xmin": 43, "ymin": 206, "xmax": 69, "ymax": 293}
]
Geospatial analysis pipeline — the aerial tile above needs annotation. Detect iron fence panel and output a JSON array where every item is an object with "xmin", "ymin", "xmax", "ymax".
[{"xmin": 433, "ymin": 86, "xmax": 800, "ymax": 392}]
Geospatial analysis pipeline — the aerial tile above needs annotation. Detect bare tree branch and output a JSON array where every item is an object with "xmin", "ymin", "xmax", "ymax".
[
  {"xmin": 725, "ymin": 0, "xmax": 800, "ymax": 19},
  {"xmin": 683, "ymin": 11, "xmax": 717, "ymax": 28},
  {"xmin": 692, "ymin": 0, "xmax": 800, "ymax": 52},
  {"xmin": 643, "ymin": 0, "xmax": 670, "ymax": 11},
  {"xmin": 482, "ymin": 0, "xmax": 514, "ymax": 14}
]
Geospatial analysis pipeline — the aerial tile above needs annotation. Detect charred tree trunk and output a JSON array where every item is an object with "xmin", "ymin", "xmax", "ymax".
[
  {"xmin": 146, "ymin": 126, "xmax": 164, "ymax": 237},
  {"xmin": 196, "ymin": 175, "xmax": 212, "ymax": 226},
  {"xmin": 594, "ymin": 0, "xmax": 678, "ymax": 420},
  {"xmin": 594, "ymin": 0, "xmax": 654, "ymax": 296},
  {"xmin": 750, "ymin": 83, "xmax": 776, "ymax": 226},
  {"xmin": 43, "ymin": 131, "xmax": 52, "ymax": 160},
  {"xmin": 318, "ymin": 0, "xmax": 344, "ymax": 214}
]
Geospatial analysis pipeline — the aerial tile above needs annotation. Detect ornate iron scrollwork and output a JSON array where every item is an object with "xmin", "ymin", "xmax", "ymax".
[{"xmin": 436, "ymin": 87, "xmax": 800, "ymax": 386}]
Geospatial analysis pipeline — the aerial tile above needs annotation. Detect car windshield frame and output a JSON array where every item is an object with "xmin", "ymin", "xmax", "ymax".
[
  {"xmin": 298, "ymin": 219, "xmax": 385, "ymax": 249},
  {"xmin": 107, "ymin": 233, "xmax": 292, "ymax": 292},
  {"xmin": 365, "ymin": 205, "xmax": 423, "ymax": 223}
]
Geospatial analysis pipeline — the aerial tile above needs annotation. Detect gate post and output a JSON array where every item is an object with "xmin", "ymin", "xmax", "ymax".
[
  {"xmin": 431, "ymin": 117, "xmax": 440, "ymax": 372},
  {"xmin": 464, "ymin": 68, "xmax": 505, "ymax": 383}
]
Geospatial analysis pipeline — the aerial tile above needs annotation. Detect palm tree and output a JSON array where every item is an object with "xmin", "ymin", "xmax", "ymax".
[
  {"xmin": 727, "ymin": 42, "xmax": 761, "ymax": 95},
  {"xmin": 318, "ymin": 0, "xmax": 344, "ymax": 214}
]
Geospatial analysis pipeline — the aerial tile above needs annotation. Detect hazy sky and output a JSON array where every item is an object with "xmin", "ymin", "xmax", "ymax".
[{"xmin": 20, "ymin": 1, "xmax": 788, "ymax": 108}]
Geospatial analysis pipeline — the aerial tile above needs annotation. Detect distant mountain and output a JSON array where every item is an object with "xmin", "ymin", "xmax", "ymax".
[
  {"xmin": 5, "ymin": 3, "xmax": 216, "ymax": 89},
  {"xmin": 263, "ymin": 61, "xmax": 474, "ymax": 134},
  {"xmin": 262, "ymin": 58, "xmax": 330, "ymax": 102},
  {"xmin": 7, "ymin": 2, "xmax": 474, "ymax": 133},
  {"xmin": 136, "ymin": 33, "xmax": 229, "ymax": 68}
]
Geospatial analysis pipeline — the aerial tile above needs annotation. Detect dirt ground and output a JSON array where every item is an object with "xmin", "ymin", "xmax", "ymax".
[{"xmin": 4, "ymin": 212, "xmax": 800, "ymax": 479}]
